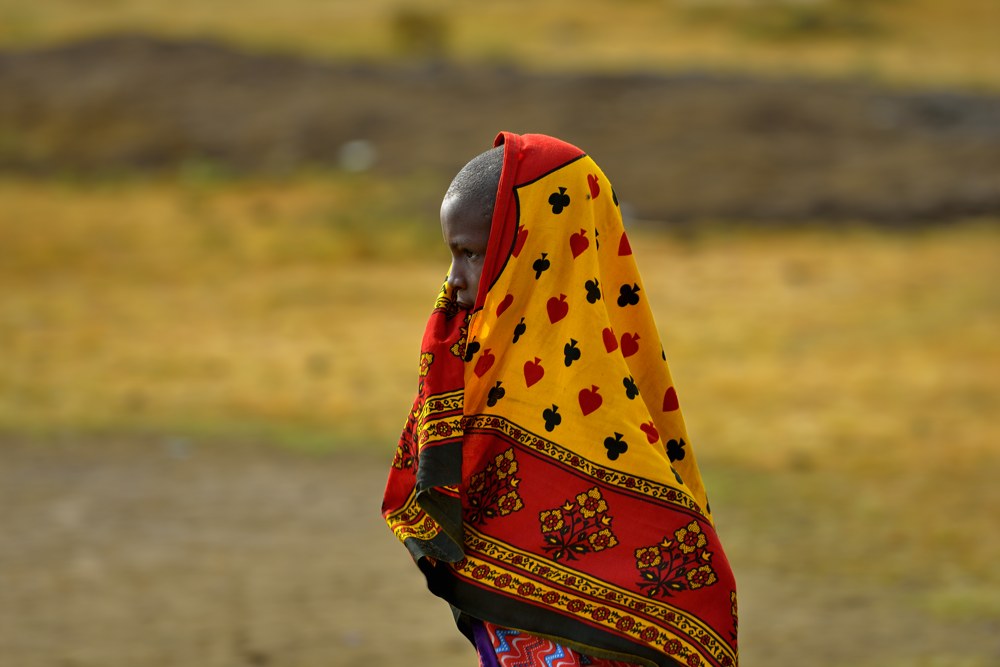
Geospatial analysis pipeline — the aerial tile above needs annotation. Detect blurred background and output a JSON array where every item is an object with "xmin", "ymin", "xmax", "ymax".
[{"xmin": 1, "ymin": 1, "xmax": 997, "ymax": 665}]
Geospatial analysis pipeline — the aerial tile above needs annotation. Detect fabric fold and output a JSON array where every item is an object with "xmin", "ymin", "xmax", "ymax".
[{"xmin": 384, "ymin": 133, "xmax": 738, "ymax": 667}]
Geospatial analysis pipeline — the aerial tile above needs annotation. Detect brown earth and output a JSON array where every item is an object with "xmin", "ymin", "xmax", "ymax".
[
  {"xmin": 3, "ymin": 438, "xmax": 997, "ymax": 667},
  {"xmin": 2, "ymin": 34, "xmax": 1000, "ymax": 223}
]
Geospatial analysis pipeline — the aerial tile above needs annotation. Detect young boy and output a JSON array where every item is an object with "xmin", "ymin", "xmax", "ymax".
[{"xmin": 384, "ymin": 133, "xmax": 738, "ymax": 667}]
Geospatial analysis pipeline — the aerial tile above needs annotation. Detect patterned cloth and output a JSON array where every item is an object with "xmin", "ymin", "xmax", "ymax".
[
  {"xmin": 383, "ymin": 133, "xmax": 738, "ymax": 667},
  {"xmin": 477, "ymin": 620, "xmax": 639, "ymax": 667}
]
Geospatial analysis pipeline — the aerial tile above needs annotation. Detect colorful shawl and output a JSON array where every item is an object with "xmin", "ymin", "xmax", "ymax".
[{"xmin": 383, "ymin": 133, "xmax": 738, "ymax": 667}]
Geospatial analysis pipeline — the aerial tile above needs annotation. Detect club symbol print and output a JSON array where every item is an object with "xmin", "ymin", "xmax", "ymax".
[
  {"xmin": 623, "ymin": 375, "xmax": 639, "ymax": 400},
  {"xmin": 463, "ymin": 340, "xmax": 480, "ymax": 363},
  {"xmin": 604, "ymin": 432, "xmax": 628, "ymax": 460},
  {"xmin": 532, "ymin": 253, "xmax": 551, "ymax": 280},
  {"xmin": 548, "ymin": 187, "xmax": 570, "ymax": 214},
  {"xmin": 487, "ymin": 381, "xmax": 506, "ymax": 407},
  {"xmin": 512, "ymin": 317, "xmax": 527, "ymax": 344},
  {"xmin": 563, "ymin": 339, "xmax": 581, "ymax": 367},
  {"xmin": 542, "ymin": 404, "xmax": 562, "ymax": 432},
  {"xmin": 585, "ymin": 278, "xmax": 601, "ymax": 304},
  {"xmin": 666, "ymin": 438, "xmax": 687, "ymax": 462},
  {"xmin": 617, "ymin": 283, "xmax": 640, "ymax": 307}
]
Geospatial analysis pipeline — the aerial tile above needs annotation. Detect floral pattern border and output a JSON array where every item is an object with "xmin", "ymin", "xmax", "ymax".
[
  {"xmin": 540, "ymin": 487, "xmax": 619, "ymax": 562},
  {"xmin": 456, "ymin": 528, "xmax": 736, "ymax": 667},
  {"xmin": 635, "ymin": 522, "xmax": 719, "ymax": 598},
  {"xmin": 385, "ymin": 490, "xmax": 442, "ymax": 543},
  {"xmin": 466, "ymin": 447, "xmax": 526, "ymax": 525},
  {"xmin": 463, "ymin": 414, "xmax": 707, "ymax": 518}
]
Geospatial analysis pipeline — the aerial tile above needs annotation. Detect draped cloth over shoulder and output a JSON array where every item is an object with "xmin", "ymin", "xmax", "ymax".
[{"xmin": 383, "ymin": 133, "xmax": 738, "ymax": 667}]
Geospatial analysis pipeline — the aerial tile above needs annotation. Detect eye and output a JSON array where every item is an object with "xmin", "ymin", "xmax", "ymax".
[{"xmin": 464, "ymin": 249, "xmax": 481, "ymax": 260}]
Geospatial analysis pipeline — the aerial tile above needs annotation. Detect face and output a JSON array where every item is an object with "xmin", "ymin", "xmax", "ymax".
[{"xmin": 440, "ymin": 194, "xmax": 492, "ymax": 310}]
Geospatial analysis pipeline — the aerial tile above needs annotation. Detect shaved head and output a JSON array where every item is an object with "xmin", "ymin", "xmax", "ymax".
[
  {"xmin": 440, "ymin": 145, "xmax": 503, "ymax": 309},
  {"xmin": 444, "ymin": 145, "xmax": 504, "ymax": 227}
]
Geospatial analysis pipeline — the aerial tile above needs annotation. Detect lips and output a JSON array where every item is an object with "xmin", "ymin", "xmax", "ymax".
[{"xmin": 453, "ymin": 288, "xmax": 474, "ymax": 309}]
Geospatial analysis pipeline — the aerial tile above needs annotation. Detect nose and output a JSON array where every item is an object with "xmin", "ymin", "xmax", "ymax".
[{"xmin": 447, "ymin": 263, "xmax": 467, "ymax": 291}]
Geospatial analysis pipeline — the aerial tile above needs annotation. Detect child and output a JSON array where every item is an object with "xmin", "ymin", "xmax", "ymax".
[{"xmin": 383, "ymin": 133, "xmax": 738, "ymax": 667}]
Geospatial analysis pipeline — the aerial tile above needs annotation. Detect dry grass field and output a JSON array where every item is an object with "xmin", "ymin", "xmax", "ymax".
[
  {"xmin": 2, "ymin": 175, "xmax": 998, "ymax": 665},
  {"xmin": 0, "ymin": 176, "xmax": 442, "ymax": 445},
  {"xmin": 2, "ymin": 1, "xmax": 998, "ymax": 664},
  {"xmin": 1, "ymin": 0, "xmax": 999, "ymax": 89},
  {"xmin": 3, "ymin": 176, "xmax": 996, "ymax": 459}
]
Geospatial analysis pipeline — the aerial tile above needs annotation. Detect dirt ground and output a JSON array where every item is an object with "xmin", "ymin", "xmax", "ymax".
[
  {"xmin": 3, "ymin": 438, "xmax": 997, "ymax": 667},
  {"xmin": 2, "ymin": 34, "xmax": 1000, "ymax": 223},
  {"xmin": 0, "ymin": 438, "xmax": 474, "ymax": 667}
]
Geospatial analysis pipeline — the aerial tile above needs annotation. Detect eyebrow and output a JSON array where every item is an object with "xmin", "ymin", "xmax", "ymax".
[{"xmin": 447, "ymin": 234, "xmax": 488, "ymax": 251}]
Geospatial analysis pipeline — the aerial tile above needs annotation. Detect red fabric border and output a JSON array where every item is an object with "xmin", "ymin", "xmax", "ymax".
[{"xmin": 474, "ymin": 132, "xmax": 586, "ymax": 311}]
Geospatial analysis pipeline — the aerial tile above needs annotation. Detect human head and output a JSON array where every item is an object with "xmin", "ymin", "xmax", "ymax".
[{"xmin": 440, "ymin": 145, "xmax": 504, "ymax": 309}]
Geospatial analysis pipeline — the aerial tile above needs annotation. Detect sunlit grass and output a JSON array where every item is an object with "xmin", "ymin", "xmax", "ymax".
[
  {"xmin": 2, "ymin": 175, "xmax": 998, "ymax": 647},
  {"xmin": 0, "ymin": 174, "xmax": 446, "ymax": 447},
  {"xmin": 2, "ymin": 175, "xmax": 996, "ymax": 462},
  {"xmin": 2, "ymin": 177, "xmax": 996, "ymax": 452},
  {"xmin": 635, "ymin": 225, "xmax": 999, "ymax": 470},
  {"xmin": 2, "ymin": 1, "xmax": 998, "ymax": 657},
  {"xmin": 0, "ymin": 0, "xmax": 998, "ymax": 89}
]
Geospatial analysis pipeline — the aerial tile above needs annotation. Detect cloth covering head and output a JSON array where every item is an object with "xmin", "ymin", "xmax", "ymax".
[{"xmin": 383, "ymin": 132, "xmax": 738, "ymax": 667}]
